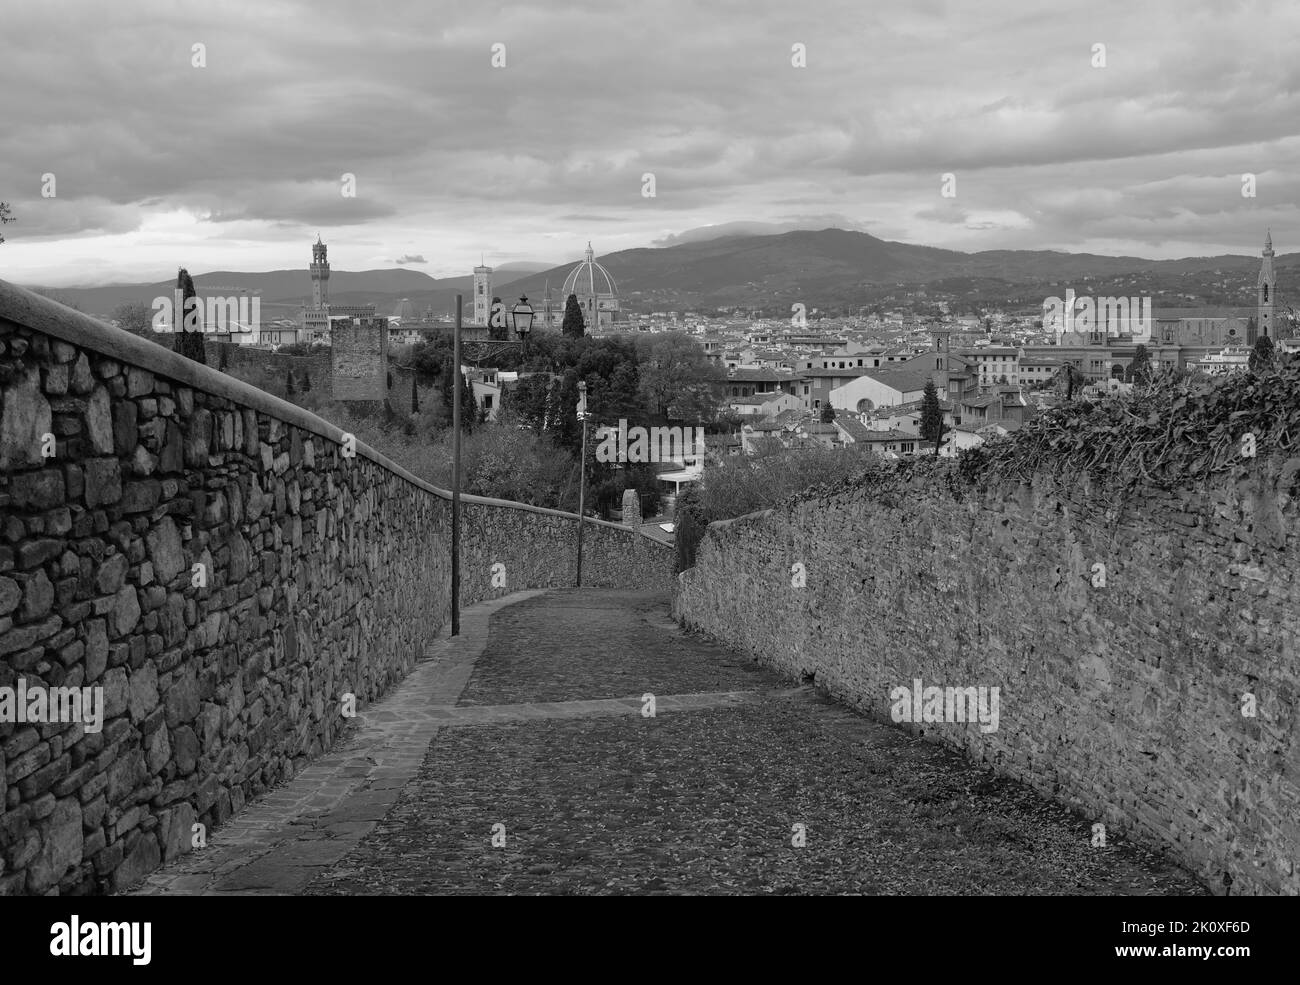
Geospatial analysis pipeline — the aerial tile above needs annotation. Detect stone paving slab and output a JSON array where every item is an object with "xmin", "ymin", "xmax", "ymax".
[
  {"xmin": 304, "ymin": 693, "xmax": 1208, "ymax": 897},
  {"xmin": 126, "ymin": 590, "xmax": 547, "ymax": 896},
  {"xmin": 455, "ymin": 589, "xmax": 777, "ymax": 706},
  {"xmin": 298, "ymin": 589, "xmax": 1207, "ymax": 896},
  {"xmin": 418, "ymin": 688, "xmax": 806, "ymax": 725}
]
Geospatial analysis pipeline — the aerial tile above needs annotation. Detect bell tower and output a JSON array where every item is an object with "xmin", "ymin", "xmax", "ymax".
[
  {"xmin": 1257, "ymin": 229, "xmax": 1276, "ymax": 341},
  {"xmin": 310, "ymin": 235, "xmax": 330, "ymax": 309},
  {"xmin": 473, "ymin": 257, "xmax": 492, "ymax": 326}
]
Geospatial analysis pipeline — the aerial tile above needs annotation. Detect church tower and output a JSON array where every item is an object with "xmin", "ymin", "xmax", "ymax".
[
  {"xmin": 310, "ymin": 235, "xmax": 330, "ymax": 309},
  {"xmin": 1258, "ymin": 229, "xmax": 1276, "ymax": 340},
  {"xmin": 473, "ymin": 259, "xmax": 492, "ymax": 326}
]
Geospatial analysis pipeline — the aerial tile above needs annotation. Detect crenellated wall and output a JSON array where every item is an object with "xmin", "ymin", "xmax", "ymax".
[
  {"xmin": 0, "ymin": 280, "xmax": 672, "ymax": 895},
  {"xmin": 674, "ymin": 461, "xmax": 1300, "ymax": 896}
]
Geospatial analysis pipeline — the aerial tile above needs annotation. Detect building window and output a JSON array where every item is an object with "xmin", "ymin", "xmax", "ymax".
[{"xmin": 484, "ymin": 395, "xmax": 493, "ymax": 409}]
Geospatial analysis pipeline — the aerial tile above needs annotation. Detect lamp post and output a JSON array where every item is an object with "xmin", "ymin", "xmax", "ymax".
[
  {"xmin": 451, "ymin": 294, "xmax": 462, "ymax": 636},
  {"xmin": 511, "ymin": 294, "xmax": 534, "ymax": 362},
  {"xmin": 575, "ymin": 379, "xmax": 588, "ymax": 588}
]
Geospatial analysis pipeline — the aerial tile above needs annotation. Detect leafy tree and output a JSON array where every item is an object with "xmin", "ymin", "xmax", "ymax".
[
  {"xmin": 411, "ymin": 334, "xmax": 454, "ymax": 379},
  {"xmin": 560, "ymin": 337, "xmax": 645, "ymax": 423},
  {"xmin": 820, "ymin": 402, "xmax": 836, "ymax": 424},
  {"xmin": 551, "ymin": 369, "xmax": 583, "ymax": 453},
  {"xmin": 1250, "ymin": 335, "xmax": 1275, "ymax": 374},
  {"xmin": 500, "ymin": 373, "xmax": 557, "ymax": 433},
  {"xmin": 635, "ymin": 332, "xmax": 724, "ymax": 423},
  {"xmin": 0, "ymin": 201, "xmax": 13, "ymax": 244},
  {"xmin": 173, "ymin": 268, "xmax": 207, "ymax": 364},
  {"xmin": 1126, "ymin": 344, "xmax": 1152, "ymax": 385},
  {"xmin": 112, "ymin": 302, "xmax": 155, "ymax": 339},
  {"xmin": 561, "ymin": 293, "xmax": 586, "ymax": 339},
  {"xmin": 920, "ymin": 377, "xmax": 944, "ymax": 454}
]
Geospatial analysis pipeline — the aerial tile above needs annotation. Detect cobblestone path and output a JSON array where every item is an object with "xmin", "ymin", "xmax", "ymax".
[{"xmin": 134, "ymin": 589, "xmax": 1206, "ymax": 896}]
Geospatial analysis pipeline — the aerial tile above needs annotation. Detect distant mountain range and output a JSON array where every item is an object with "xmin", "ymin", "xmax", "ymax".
[
  {"xmin": 26, "ymin": 267, "xmax": 539, "ymax": 321},
  {"xmin": 26, "ymin": 229, "xmax": 1296, "ymax": 320}
]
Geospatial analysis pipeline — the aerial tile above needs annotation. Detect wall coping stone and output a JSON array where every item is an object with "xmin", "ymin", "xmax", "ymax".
[{"xmin": 0, "ymin": 277, "xmax": 656, "ymax": 539}]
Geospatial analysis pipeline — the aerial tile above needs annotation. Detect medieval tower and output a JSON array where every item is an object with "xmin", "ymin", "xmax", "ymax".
[
  {"xmin": 473, "ymin": 259, "xmax": 492, "ymax": 326},
  {"xmin": 310, "ymin": 234, "xmax": 330, "ymax": 309}
]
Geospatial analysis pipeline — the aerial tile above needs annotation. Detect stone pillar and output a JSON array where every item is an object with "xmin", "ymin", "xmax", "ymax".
[{"xmin": 621, "ymin": 488, "xmax": 641, "ymax": 527}]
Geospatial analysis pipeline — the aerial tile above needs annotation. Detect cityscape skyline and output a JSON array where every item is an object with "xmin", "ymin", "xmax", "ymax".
[{"xmin": 2, "ymin": 0, "xmax": 1298, "ymax": 286}]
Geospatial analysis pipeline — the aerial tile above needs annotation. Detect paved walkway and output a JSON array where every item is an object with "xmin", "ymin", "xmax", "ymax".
[{"xmin": 132, "ymin": 589, "xmax": 1206, "ymax": 896}]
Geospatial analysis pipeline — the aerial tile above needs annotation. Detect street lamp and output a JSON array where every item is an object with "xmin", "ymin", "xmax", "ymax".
[{"xmin": 512, "ymin": 294, "xmax": 534, "ymax": 361}]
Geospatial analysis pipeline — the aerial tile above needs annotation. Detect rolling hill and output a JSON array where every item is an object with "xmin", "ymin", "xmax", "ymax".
[{"xmin": 24, "ymin": 229, "xmax": 1295, "ymax": 320}]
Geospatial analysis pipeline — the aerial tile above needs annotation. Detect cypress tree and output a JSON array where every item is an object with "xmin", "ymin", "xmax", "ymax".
[
  {"xmin": 173, "ymin": 268, "xmax": 208, "ymax": 364},
  {"xmin": 286, "ymin": 369, "xmax": 297, "ymax": 396},
  {"xmin": 411, "ymin": 373, "xmax": 419, "ymax": 413},
  {"xmin": 920, "ymin": 377, "xmax": 944, "ymax": 455},
  {"xmin": 1127, "ymin": 345, "xmax": 1152, "ymax": 385},
  {"xmin": 441, "ymin": 360, "xmax": 476, "ymax": 432},
  {"xmin": 561, "ymin": 293, "xmax": 586, "ymax": 339}
]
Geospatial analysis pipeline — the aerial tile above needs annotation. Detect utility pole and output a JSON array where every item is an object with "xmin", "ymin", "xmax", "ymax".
[
  {"xmin": 451, "ymin": 295, "xmax": 462, "ymax": 636},
  {"xmin": 575, "ymin": 380, "xmax": 588, "ymax": 588}
]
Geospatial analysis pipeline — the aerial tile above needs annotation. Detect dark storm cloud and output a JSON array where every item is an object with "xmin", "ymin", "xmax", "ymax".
[{"xmin": 0, "ymin": 0, "xmax": 1295, "ymax": 284}]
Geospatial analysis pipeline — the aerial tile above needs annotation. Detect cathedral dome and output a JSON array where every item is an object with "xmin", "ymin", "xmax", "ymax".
[
  {"xmin": 561, "ymin": 242, "xmax": 618, "ymax": 298},
  {"xmin": 392, "ymin": 297, "xmax": 417, "ymax": 321}
]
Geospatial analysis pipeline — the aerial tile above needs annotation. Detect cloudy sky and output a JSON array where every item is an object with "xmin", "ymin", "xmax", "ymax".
[{"xmin": 1, "ymin": 0, "xmax": 1296, "ymax": 286}]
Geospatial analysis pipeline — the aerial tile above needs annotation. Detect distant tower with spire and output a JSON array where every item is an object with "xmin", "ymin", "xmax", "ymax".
[
  {"xmin": 1258, "ymin": 229, "xmax": 1276, "ymax": 341},
  {"xmin": 310, "ymin": 234, "xmax": 330, "ymax": 309},
  {"xmin": 473, "ymin": 256, "xmax": 492, "ymax": 327}
]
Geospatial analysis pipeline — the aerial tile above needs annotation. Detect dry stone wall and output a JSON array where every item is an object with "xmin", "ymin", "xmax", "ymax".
[
  {"xmin": 674, "ymin": 462, "xmax": 1300, "ymax": 896},
  {"xmin": 0, "ymin": 280, "xmax": 672, "ymax": 895},
  {"xmin": 204, "ymin": 341, "xmax": 332, "ymax": 399}
]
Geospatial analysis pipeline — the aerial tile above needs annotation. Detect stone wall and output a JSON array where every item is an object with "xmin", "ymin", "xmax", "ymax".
[
  {"xmin": 673, "ymin": 461, "xmax": 1300, "ymax": 896},
  {"xmin": 0, "ymin": 280, "xmax": 672, "ymax": 895},
  {"xmin": 204, "ymin": 342, "xmax": 332, "ymax": 400},
  {"xmin": 329, "ymin": 317, "xmax": 388, "ymax": 403}
]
